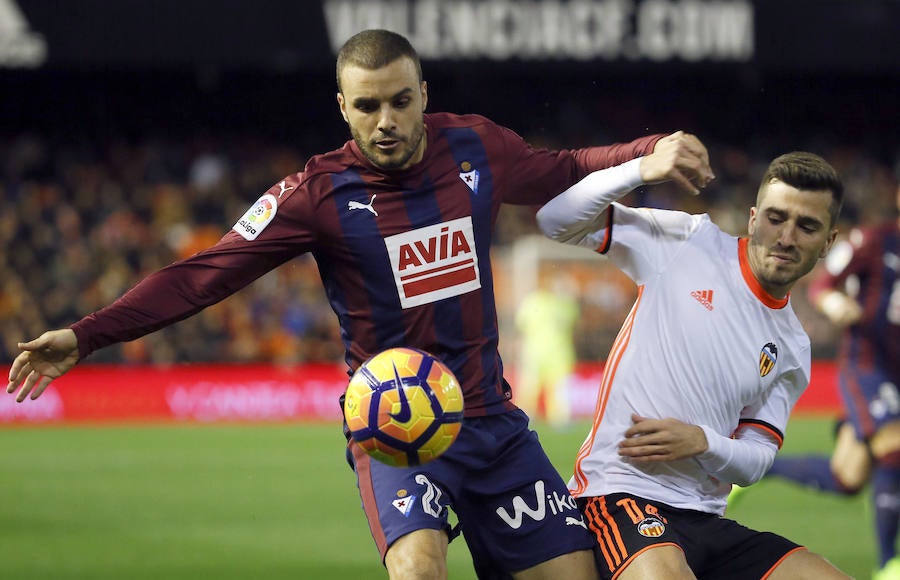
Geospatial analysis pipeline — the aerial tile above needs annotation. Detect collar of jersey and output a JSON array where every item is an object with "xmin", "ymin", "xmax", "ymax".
[{"xmin": 738, "ymin": 237, "xmax": 789, "ymax": 309}]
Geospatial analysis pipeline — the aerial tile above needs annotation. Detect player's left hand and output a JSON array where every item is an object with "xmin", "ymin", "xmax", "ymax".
[{"xmin": 618, "ymin": 413, "xmax": 709, "ymax": 462}]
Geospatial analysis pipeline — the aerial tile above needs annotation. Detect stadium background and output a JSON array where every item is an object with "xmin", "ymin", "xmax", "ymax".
[{"xmin": 0, "ymin": 1, "xmax": 897, "ymax": 576}]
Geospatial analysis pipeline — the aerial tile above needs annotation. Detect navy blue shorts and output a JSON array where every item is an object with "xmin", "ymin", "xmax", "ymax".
[
  {"xmin": 840, "ymin": 367, "xmax": 900, "ymax": 439},
  {"xmin": 580, "ymin": 494, "xmax": 802, "ymax": 579},
  {"xmin": 345, "ymin": 408, "xmax": 595, "ymax": 575}
]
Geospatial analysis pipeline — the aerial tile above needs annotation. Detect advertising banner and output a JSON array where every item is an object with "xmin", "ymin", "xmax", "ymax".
[
  {"xmin": 0, "ymin": 361, "xmax": 840, "ymax": 424},
  {"xmin": 4, "ymin": 0, "xmax": 898, "ymax": 72}
]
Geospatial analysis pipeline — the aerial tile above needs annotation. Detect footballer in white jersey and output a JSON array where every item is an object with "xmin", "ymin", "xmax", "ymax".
[
  {"xmin": 567, "ymin": 204, "xmax": 808, "ymax": 514},
  {"xmin": 537, "ymin": 147, "xmax": 852, "ymax": 579}
]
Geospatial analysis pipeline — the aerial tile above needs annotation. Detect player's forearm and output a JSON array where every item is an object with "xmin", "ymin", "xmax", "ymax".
[
  {"xmin": 694, "ymin": 426, "xmax": 778, "ymax": 487},
  {"xmin": 71, "ymin": 258, "xmax": 254, "ymax": 360},
  {"xmin": 536, "ymin": 158, "xmax": 643, "ymax": 245},
  {"xmin": 573, "ymin": 134, "xmax": 663, "ymax": 175}
]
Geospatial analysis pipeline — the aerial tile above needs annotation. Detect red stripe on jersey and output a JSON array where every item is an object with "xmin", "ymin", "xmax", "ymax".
[
  {"xmin": 401, "ymin": 266, "xmax": 478, "ymax": 297},
  {"xmin": 351, "ymin": 441, "xmax": 389, "ymax": 557}
]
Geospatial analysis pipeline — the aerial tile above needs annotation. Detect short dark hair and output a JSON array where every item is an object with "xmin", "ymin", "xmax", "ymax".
[
  {"xmin": 759, "ymin": 151, "xmax": 844, "ymax": 227},
  {"xmin": 336, "ymin": 29, "xmax": 423, "ymax": 93}
]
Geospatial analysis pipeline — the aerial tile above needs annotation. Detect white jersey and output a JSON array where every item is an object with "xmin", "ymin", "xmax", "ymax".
[{"xmin": 569, "ymin": 203, "xmax": 810, "ymax": 514}]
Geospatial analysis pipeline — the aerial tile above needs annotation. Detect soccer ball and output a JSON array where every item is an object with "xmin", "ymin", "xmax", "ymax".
[{"xmin": 343, "ymin": 347, "xmax": 464, "ymax": 467}]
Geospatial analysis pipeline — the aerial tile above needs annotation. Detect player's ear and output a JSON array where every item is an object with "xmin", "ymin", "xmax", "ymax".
[
  {"xmin": 747, "ymin": 207, "xmax": 758, "ymax": 234},
  {"xmin": 421, "ymin": 81, "xmax": 428, "ymax": 111},
  {"xmin": 336, "ymin": 92, "xmax": 349, "ymax": 123},
  {"xmin": 820, "ymin": 228, "xmax": 839, "ymax": 259}
]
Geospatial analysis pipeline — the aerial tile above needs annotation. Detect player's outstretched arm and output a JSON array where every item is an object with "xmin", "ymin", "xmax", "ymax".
[{"xmin": 6, "ymin": 329, "xmax": 79, "ymax": 402}]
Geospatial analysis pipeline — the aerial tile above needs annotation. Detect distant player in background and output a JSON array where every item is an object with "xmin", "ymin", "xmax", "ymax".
[
  {"xmin": 5, "ymin": 29, "xmax": 714, "ymax": 580},
  {"xmin": 515, "ymin": 273, "xmax": 579, "ymax": 429},
  {"xmin": 537, "ymin": 151, "xmax": 851, "ymax": 578},
  {"xmin": 751, "ymin": 180, "xmax": 900, "ymax": 579}
]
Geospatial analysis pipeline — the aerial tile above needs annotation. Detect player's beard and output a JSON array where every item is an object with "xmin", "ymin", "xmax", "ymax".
[
  {"xmin": 747, "ymin": 234, "xmax": 816, "ymax": 295},
  {"xmin": 352, "ymin": 119, "xmax": 426, "ymax": 171}
]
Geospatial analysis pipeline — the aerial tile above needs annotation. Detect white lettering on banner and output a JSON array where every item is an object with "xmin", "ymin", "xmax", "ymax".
[
  {"xmin": 165, "ymin": 382, "xmax": 340, "ymax": 421},
  {"xmin": 0, "ymin": 387, "xmax": 63, "ymax": 421},
  {"xmin": 324, "ymin": 0, "xmax": 753, "ymax": 62},
  {"xmin": 384, "ymin": 216, "xmax": 481, "ymax": 309},
  {"xmin": 0, "ymin": 0, "xmax": 47, "ymax": 67}
]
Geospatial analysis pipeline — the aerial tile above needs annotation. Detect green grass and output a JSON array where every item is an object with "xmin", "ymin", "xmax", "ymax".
[{"xmin": 0, "ymin": 417, "xmax": 873, "ymax": 579}]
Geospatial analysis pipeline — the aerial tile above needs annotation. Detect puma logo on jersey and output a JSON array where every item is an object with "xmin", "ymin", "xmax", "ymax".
[
  {"xmin": 691, "ymin": 289, "xmax": 714, "ymax": 311},
  {"xmin": 384, "ymin": 217, "xmax": 480, "ymax": 309},
  {"xmin": 348, "ymin": 194, "xmax": 378, "ymax": 216},
  {"xmin": 277, "ymin": 181, "xmax": 294, "ymax": 198}
]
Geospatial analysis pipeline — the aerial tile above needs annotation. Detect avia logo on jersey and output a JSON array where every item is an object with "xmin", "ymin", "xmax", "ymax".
[
  {"xmin": 759, "ymin": 342, "xmax": 778, "ymax": 377},
  {"xmin": 459, "ymin": 161, "xmax": 479, "ymax": 194},
  {"xmin": 384, "ymin": 216, "xmax": 481, "ymax": 309},
  {"xmin": 637, "ymin": 516, "xmax": 667, "ymax": 537},
  {"xmin": 494, "ymin": 480, "xmax": 580, "ymax": 530},
  {"xmin": 691, "ymin": 289, "xmax": 714, "ymax": 311},
  {"xmin": 233, "ymin": 194, "xmax": 277, "ymax": 241}
]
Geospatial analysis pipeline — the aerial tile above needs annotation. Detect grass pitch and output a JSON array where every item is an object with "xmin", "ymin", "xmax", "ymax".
[{"xmin": 0, "ymin": 417, "xmax": 873, "ymax": 579}]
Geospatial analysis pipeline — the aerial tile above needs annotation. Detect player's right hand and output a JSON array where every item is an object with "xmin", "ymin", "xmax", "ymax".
[
  {"xmin": 642, "ymin": 131, "xmax": 715, "ymax": 195},
  {"xmin": 6, "ymin": 329, "xmax": 80, "ymax": 402}
]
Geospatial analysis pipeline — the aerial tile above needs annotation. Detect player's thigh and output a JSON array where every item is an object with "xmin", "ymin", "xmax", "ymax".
[
  {"xmin": 384, "ymin": 528, "xmax": 449, "ymax": 580},
  {"xmin": 454, "ymin": 411, "xmax": 594, "ymax": 574},
  {"xmin": 511, "ymin": 549, "xmax": 599, "ymax": 580},
  {"xmin": 870, "ymin": 418, "xmax": 900, "ymax": 460},
  {"xmin": 766, "ymin": 548, "xmax": 852, "ymax": 580},
  {"xmin": 580, "ymin": 494, "xmax": 689, "ymax": 579},
  {"xmin": 349, "ymin": 442, "xmax": 454, "ymax": 561},
  {"xmin": 617, "ymin": 545, "xmax": 695, "ymax": 580},
  {"xmin": 830, "ymin": 421, "xmax": 872, "ymax": 490}
]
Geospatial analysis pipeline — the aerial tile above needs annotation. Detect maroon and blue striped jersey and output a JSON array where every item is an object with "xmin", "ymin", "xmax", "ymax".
[
  {"xmin": 72, "ymin": 112, "xmax": 660, "ymax": 417},
  {"xmin": 809, "ymin": 221, "xmax": 900, "ymax": 378}
]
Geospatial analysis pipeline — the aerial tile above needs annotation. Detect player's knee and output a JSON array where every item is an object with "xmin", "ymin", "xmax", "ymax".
[
  {"xmin": 385, "ymin": 549, "xmax": 447, "ymax": 579},
  {"xmin": 833, "ymin": 472, "xmax": 867, "ymax": 494},
  {"xmin": 384, "ymin": 531, "xmax": 448, "ymax": 580}
]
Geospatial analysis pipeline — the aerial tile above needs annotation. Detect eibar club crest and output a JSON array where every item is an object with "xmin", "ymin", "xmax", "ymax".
[
  {"xmin": 459, "ymin": 161, "xmax": 479, "ymax": 194},
  {"xmin": 759, "ymin": 342, "xmax": 778, "ymax": 377}
]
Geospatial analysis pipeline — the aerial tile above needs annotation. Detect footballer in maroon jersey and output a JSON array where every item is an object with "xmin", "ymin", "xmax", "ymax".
[{"xmin": 7, "ymin": 29, "xmax": 713, "ymax": 579}]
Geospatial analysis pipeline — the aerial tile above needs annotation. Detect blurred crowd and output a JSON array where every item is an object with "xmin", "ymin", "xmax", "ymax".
[{"xmin": 1, "ymin": 126, "xmax": 897, "ymax": 366}]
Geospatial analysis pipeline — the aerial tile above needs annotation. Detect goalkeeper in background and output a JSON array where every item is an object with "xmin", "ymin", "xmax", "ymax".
[{"xmin": 515, "ymin": 273, "xmax": 580, "ymax": 429}]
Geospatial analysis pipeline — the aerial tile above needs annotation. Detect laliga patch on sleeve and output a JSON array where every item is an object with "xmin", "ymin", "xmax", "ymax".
[{"xmin": 233, "ymin": 194, "xmax": 277, "ymax": 240}]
